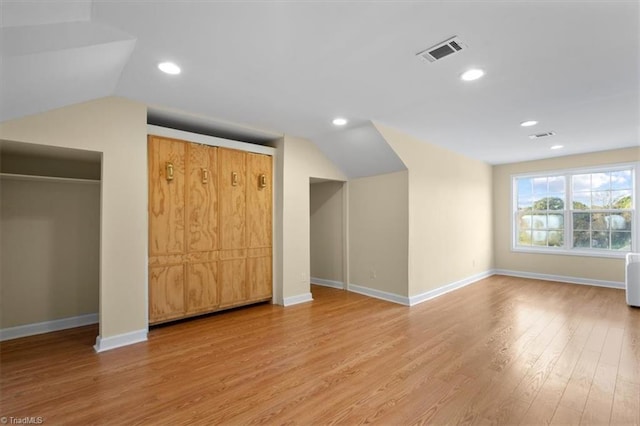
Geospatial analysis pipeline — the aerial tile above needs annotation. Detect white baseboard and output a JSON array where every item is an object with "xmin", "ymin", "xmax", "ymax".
[
  {"xmin": 311, "ymin": 277, "xmax": 345, "ymax": 289},
  {"xmin": 348, "ymin": 270, "xmax": 494, "ymax": 307},
  {"xmin": 0, "ymin": 313, "xmax": 98, "ymax": 342},
  {"xmin": 494, "ymin": 269, "xmax": 624, "ymax": 290},
  {"xmin": 409, "ymin": 270, "xmax": 494, "ymax": 306},
  {"xmin": 283, "ymin": 292, "xmax": 314, "ymax": 307},
  {"xmin": 347, "ymin": 283, "xmax": 410, "ymax": 306},
  {"xmin": 94, "ymin": 329, "xmax": 148, "ymax": 353}
]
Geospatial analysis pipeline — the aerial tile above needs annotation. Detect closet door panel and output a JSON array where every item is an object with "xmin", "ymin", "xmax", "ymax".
[
  {"xmin": 219, "ymin": 258, "xmax": 246, "ymax": 307},
  {"xmin": 149, "ymin": 264, "xmax": 185, "ymax": 322},
  {"xmin": 219, "ymin": 148, "xmax": 246, "ymax": 250},
  {"xmin": 187, "ymin": 143, "xmax": 218, "ymax": 253},
  {"xmin": 186, "ymin": 261, "xmax": 218, "ymax": 313},
  {"xmin": 148, "ymin": 136, "xmax": 185, "ymax": 255},
  {"xmin": 246, "ymin": 153, "xmax": 272, "ymax": 249},
  {"xmin": 247, "ymin": 252, "xmax": 272, "ymax": 300},
  {"xmin": 148, "ymin": 134, "xmax": 273, "ymax": 323}
]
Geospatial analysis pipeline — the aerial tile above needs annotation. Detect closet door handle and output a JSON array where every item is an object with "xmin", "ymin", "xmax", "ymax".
[
  {"xmin": 166, "ymin": 162, "xmax": 174, "ymax": 181},
  {"xmin": 202, "ymin": 168, "xmax": 209, "ymax": 184},
  {"xmin": 231, "ymin": 171, "xmax": 238, "ymax": 186},
  {"xmin": 259, "ymin": 174, "xmax": 267, "ymax": 189}
]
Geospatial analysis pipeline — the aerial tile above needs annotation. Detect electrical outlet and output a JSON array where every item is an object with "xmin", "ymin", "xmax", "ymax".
[{"xmin": 370, "ymin": 270, "xmax": 377, "ymax": 279}]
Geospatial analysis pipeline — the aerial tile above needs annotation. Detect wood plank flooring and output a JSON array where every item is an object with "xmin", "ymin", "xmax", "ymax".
[{"xmin": 1, "ymin": 275, "xmax": 639, "ymax": 425}]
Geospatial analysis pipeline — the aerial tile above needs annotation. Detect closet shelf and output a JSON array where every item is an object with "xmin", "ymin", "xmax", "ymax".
[{"xmin": 0, "ymin": 173, "xmax": 100, "ymax": 184}]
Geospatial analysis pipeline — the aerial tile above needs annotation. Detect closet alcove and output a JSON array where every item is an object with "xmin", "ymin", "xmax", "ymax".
[{"xmin": 0, "ymin": 141, "xmax": 101, "ymax": 341}]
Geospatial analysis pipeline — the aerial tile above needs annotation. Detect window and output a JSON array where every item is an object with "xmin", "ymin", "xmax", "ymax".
[{"xmin": 513, "ymin": 164, "xmax": 636, "ymax": 257}]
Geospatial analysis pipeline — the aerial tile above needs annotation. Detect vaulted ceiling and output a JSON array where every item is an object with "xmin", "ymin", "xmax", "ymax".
[{"xmin": 1, "ymin": 1, "xmax": 638, "ymax": 175}]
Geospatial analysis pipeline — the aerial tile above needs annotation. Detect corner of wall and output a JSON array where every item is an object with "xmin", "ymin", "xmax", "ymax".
[
  {"xmin": 276, "ymin": 134, "xmax": 346, "ymax": 303},
  {"xmin": 372, "ymin": 122, "xmax": 495, "ymax": 296}
]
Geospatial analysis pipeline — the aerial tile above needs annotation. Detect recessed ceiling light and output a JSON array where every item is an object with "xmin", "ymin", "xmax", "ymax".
[
  {"xmin": 158, "ymin": 62, "xmax": 181, "ymax": 75},
  {"xmin": 551, "ymin": 145, "xmax": 564, "ymax": 150},
  {"xmin": 460, "ymin": 68, "xmax": 484, "ymax": 81},
  {"xmin": 520, "ymin": 120, "xmax": 538, "ymax": 127},
  {"xmin": 332, "ymin": 118, "xmax": 348, "ymax": 126}
]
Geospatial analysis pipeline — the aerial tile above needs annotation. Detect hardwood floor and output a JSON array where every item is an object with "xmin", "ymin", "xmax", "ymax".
[{"xmin": 1, "ymin": 276, "xmax": 639, "ymax": 425}]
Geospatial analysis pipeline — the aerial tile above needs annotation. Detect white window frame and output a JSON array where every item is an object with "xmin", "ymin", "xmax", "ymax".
[{"xmin": 511, "ymin": 162, "xmax": 638, "ymax": 259}]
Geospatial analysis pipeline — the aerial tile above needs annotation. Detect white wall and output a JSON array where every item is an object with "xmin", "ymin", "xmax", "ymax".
[
  {"xmin": 493, "ymin": 147, "xmax": 639, "ymax": 283},
  {"xmin": 375, "ymin": 123, "xmax": 494, "ymax": 297},
  {"xmin": 0, "ymin": 97, "xmax": 148, "ymax": 343},
  {"xmin": 310, "ymin": 181, "xmax": 344, "ymax": 284},
  {"xmin": 0, "ymin": 98, "xmax": 349, "ymax": 346},
  {"xmin": 349, "ymin": 171, "xmax": 409, "ymax": 296},
  {"xmin": 1, "ymin": 178, "xmax": 100, "ymax": 328},
  {"xmin": 274, "ymin": 135, "xmax": 346, "ymax": 304}
]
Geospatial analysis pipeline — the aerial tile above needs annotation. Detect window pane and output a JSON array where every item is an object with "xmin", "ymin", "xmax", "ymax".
[
  {"xmin": 517, "ymin": 178, "xmax": 533, "ymax": 196},
  {"xmin": 615, "ymin": 212, "xmax": 632, "ymax": 231},
  {"xmin": 518, "ymin": 213, "xmax": 532, "ymax": 230},
  {"xmin": 607, "ymin": 214, "xmax": 628, "ymax": 230},
  {"xmin": 548, "ymin": 176, "xmax": 565, "ymax": 193},
  {"xmin": 591, "ymin": 231, "xmax": 609, "ymax": 249},
  {"xmin": 548, "ymin": 214, "xmax": 564, "ymax": 229},
  {"xmin": 514, "ymin": 167, "xmax": 634, "ymax": 254},
  {"xmin": 518, "ymin": 230, "xmax": 532, "ymax": 246},
  {"xmin": 548, "ymin": 231, "xmax": 564, "ymax": 247},
  {"xmin": 611, "ymin": 232, "xmax": 631, "ymax": 250},
  {"xmin": 572, "ymin": 192, "xmax": 590, "ymax": 209},
  {"xmin": 532, "ymin": 197, "xmax": 549, "ymax": 210},
  {"xmin": 592, "ymin": 213, "xmax": 609, "ymax": 230},
  {"xmin": 592, "ymin": 191, "xmax": 610, "ymax": 208},
  {"xmin": 573, "ymin": 213, "xmax": 590, "ymax": 230},
  {"xmin": 533, "ymin": 177, "xmax": 548, "ymax": 194},
  {"xmin": 532, "ymin": 197, "xmax": 564, "ymax": 211},
  {"xmin": 547, "ymin": 194, "xmax": 565, "ymax": 210},
  {"xmin": 591, "ymin": 173, "xmax": 610, "ymax": 191},
  {"xmin": 518, "ymin": 196, "xmax": 534, "ymax": 210},
  {"xmin": 611, "ymin": 170, "xmax": 632, "ymax": 190},
  {"xmin": 531, "ymin": 215, "xmax": 547, "ymax": 229},
  {"xmin": 611, "ymin": 190, "xmax": 632, "ymax": 209},
  {"xmin": 532, "ymin": 231, "xmax": 547, "ymax": 246},
  {"xmin": 572, "ymin": 174, "xmax": 591, "ymax": 192},
  {"xmin": 573, "ymin": 231, "xmax": 590, "ymax": 248}
]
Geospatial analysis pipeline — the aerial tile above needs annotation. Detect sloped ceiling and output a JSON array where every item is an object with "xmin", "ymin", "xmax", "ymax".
[
  {"xmin": 1, "ymin": 1, "xmax": 638, "ymax": 172},
  {"xmin": 314, "ymin": 121, "xmax": 406, "ymax": 179},
  {"xmin": 0, "ymin": 2, "xmax": 135, "ymax": 121}
]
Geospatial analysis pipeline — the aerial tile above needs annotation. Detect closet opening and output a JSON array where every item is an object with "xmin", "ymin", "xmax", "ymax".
[
  {"xmin": 309, "ymin": 178, "xmax": 347, "ymax": 296},
  {"xmin": 0, "ymin": 140, "xmax": 102, "ymax": 344}
]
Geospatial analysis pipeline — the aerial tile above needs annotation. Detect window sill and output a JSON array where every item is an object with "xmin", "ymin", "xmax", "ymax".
[{"xmin": 511, "ymin": 246, "xmax": 629, "ymax": 259}]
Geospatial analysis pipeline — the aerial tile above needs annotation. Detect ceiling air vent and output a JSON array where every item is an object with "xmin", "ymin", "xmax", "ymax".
[
  {"xmin": 417, "ymin": 36, "xmax": 466, "ymax": 62},
  {"xmin": 529, "ymin": 131, "xmax": 556, "ymax": 139}
]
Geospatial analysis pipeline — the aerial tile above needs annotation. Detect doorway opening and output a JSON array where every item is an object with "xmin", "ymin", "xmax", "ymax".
[
  {"xmin": 0, "ymin": 141, "xmax": 101, "ymax": 344},
  {"xmin": 309, "ymin": 178, "xmax": 347, "ymax": 298}
]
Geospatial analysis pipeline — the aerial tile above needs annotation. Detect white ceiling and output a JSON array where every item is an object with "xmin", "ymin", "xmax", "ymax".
[{"xmin": 1, "ymin": 1, "xmax": 638, "ymax": 172}]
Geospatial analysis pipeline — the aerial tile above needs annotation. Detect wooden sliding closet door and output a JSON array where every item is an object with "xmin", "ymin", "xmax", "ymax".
[
  {"xmin": 148, "ymin": 136, "xmax": 186, "ymax": 322},
  {"xmin": 246, "ymin": 153, "xmax": 273, "ymax": 301},
  {"xmin": 185, "ymin": 143, "xmax": 219, "ymax": 314},
  {"xmin": 148, "ymin": 135, "xmax": 273, "ymax": 324},
  {"xmin": 218, "ymin": 148, "xmax": 247, "ymax": 307}
]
